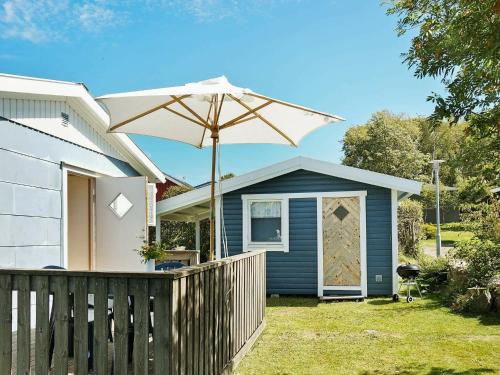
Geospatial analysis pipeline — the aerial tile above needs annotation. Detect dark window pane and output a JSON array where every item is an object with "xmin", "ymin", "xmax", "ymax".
[{"xmin": 251, "ymin": 217, "xmax": 281, "ymax": 242}]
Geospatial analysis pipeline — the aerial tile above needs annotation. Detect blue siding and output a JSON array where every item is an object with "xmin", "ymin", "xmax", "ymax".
[{"xmin": 222, "ymin": 169, "xmax": 393, "ymax": 296}]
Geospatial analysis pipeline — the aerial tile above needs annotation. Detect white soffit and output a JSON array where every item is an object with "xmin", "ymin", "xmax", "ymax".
[
  {"xmin": 0, "ymin": 73, "xmax": 165, "ymax": 183},
  {"xmin": 157, "ymin": 156, "xmax": 423, "ymax": 215}
]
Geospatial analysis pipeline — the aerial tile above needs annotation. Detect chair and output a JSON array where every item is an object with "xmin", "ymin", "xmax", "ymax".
[
  {"xmin": 155, "ymin": 261, "xmax": 186, "ymax": 271},
  {"xmin": 44, "ymin": 265, "xmax": 113, "ymax": 371}
]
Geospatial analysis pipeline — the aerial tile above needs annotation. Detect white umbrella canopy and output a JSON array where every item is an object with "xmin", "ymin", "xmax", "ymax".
[
  {"xmin": 96, "ymin": 76, "xmax": 344, "ymax": 260},
  {"xmin": 97, "ymin": 76, "xmax": 344, "ymax": 147}
]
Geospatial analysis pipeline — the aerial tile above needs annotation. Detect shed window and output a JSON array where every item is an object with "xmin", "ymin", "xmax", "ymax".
[
  {"xmin": 250, "ymin": 201, "xmax": 282, "ymax": 242},
  {"xmin": 243, "ymin": 196, "xmax": 289, "ymax": 252}
]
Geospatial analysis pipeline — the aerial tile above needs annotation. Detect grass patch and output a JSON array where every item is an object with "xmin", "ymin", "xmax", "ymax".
[
  {"xmin": 236, "ymin": 296, "xmax": 500, "ymax": 375},
  {"xmin": 422, "ymin": 230, "xmax": 474, "ymax": 248}
]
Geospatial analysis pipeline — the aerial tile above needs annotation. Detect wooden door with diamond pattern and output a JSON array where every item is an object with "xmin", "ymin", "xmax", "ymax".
[{"xmin": 322, "ymin": 196, "xmax": 361, "ymax": 286}]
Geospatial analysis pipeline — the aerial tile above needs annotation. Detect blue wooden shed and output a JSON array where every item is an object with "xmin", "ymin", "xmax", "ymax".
[{"xmin": 157, "ymin": 157, "xmax": 422, "ymax": 298}]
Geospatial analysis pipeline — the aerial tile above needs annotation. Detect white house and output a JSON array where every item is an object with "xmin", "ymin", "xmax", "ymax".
[{"xmin": 0, "ymin": 73, "xmax": 166, "ymax": 272}]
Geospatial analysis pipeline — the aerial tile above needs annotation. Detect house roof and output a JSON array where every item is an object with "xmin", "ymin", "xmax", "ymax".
[
  {"xmin": 0, "ymin": 73, "xmax": 165, "ymax": 182},
  {"xmin": 162, "ymin": 172, "xmax": 192, "ymax": 188},
  {"xmin": 157, "ymin": 156, "xmax": 422, "ymax": 220}
]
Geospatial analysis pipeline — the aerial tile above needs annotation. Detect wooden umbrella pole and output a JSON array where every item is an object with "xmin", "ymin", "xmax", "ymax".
[
  {"xmin": 209, "ymin": 93, "xmax": 222, "ymax": 261},
  {"xmin": 209, "ymin": 132, "xmax": 217, "ymax": 261}
]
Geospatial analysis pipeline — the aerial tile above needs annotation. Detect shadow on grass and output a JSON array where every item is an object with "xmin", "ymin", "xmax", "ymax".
[
  {"xmin": 266, "ymin": 296, "xmax": 319, "ymax": 308},
  {"xmin": 361, "ymin": 366, "xmax": 497, "ymax": 375},
  {"xmin": 368, "ymin": 293, "xmax": 500, "ymax": 326},
  {"xmin": 366, "ymin": 299, "xmax": 393, "ymax": 305}
]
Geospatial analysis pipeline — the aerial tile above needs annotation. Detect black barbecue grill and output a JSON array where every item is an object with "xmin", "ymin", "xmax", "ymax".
[{"xmin": 393, "ymin": 264, "xmax": 422, "ymax": 303}]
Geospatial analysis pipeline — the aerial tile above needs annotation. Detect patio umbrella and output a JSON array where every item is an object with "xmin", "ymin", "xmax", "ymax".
[{"xmin": 96, "ymin": 76, "xmax": 344, "ymax": 260}]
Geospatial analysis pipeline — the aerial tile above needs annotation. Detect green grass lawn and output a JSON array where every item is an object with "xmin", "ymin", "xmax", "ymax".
[
  {"xmin": 422, "ymin": 230, "xmax": 474, "ymax": 248},
  {"xmin": 236, "ymin": 297, "xmax": 500, "ymax": 375}
]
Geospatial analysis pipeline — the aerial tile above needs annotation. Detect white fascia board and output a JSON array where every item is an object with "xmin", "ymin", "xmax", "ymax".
[
  {"xmin": 0, "ymin": 73, "xmax": 165, "ymax": 183},
  {"xmin": 157, "ymin": 156, "xmax": 422, "ymax": 216},
  {"xmin": 299, "ymin": 157, "xmax": 422, "ymax": 195}
]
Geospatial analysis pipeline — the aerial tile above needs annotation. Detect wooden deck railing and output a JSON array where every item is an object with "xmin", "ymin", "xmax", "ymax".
[{"xmin": 0, "ymin": 250, "xmax": 266, "ymax": 374}]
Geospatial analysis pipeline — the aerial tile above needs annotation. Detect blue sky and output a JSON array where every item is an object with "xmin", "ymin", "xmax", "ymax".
[{"xmin": 0, "ymin": 0, "xmax": 442, "ymax": 184}]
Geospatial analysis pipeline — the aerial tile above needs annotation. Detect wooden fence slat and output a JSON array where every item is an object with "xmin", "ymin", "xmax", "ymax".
[
  {"xmin": 131, "ymin": 278, "xmax": 149, "ymax": 375},
  {"xmin": 73, "ymin": 276, "xmax": 88, "ymax": 375},
  {"xmin": 179, "ymin": 277, "xmax": 187, "ymax": 375},
  {"xmin": 92, "ymin": 277, "xmax": 108, "ymax": 374},
  {"xmin": 171, "ymin": 279, "xmax": 180, "ymax": 375},
  {"xmin": 34, "ymin": 275, "xmax": 49, "ymax": 375},
  {"xmin": 208, "ymin": 269, "xmax": 214, "ymax": 375},
  {"xmin": 153, "ymin": 279, "xmax": 170, "ymax": 375},
  {"xmin": 203, "ymin": 270, "xmax": 210, "ymax": 375},
  {"xmin": 16, "ymin": 274, "xmax": 30, "ymax": 375},
  {"xmin": 0, "ymin": 275, "xmax": 12, "ymax": 374},
  {"xmin": 109, "ymin": 277, "xmax": 129, "ymax": 375},
  {"xmin": 198, "ymin": 269, "xmax": 205, "ymax": 375},
  {"xmin": 193, "ymin": 273, "xmax": 200, "ymax": 375},
  {"xmin": 186, "ymin": 276, "xmax": 193, "ymax": 375},
  {"xmin": 52, "ymin": 275, "xmax": 69, "ymax": 375}
]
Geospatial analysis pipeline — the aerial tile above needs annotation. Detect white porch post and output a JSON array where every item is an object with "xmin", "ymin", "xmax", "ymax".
[
  {"xmin": 391, "ymin": 190, "xmax": 399, "ymax": 296},
  {"xmin": 155, "ymin": 214, "xmax": 162, "ymax": 243},
  {"xmin": 195, "ymin": 217, "xmax": 201, "ymax": 251}
]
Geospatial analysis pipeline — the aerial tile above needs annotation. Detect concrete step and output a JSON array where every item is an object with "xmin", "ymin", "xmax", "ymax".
[{"xmin": 319, "ymin": 295, "xmax": 364, "ymax": 302}]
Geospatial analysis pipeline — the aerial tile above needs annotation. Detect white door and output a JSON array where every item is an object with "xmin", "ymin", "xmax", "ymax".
[{"xmin": 95, "ymin": 176, "xmax": 148, "ymax": 271}]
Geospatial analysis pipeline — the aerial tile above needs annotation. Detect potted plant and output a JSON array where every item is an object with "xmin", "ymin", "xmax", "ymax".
[{"xmin": 136, "ymin": 241, "xmax": 165, "ymax": 271}]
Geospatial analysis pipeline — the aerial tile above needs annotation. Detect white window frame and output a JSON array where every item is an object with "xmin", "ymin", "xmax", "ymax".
[{"xmin": 242, "ymin": 195, "xmax": 289, "ymax": 252}]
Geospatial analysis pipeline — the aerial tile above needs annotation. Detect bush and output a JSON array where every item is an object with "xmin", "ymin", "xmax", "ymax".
[
  {"xmin": 417, "ymin": 255, "xmax": 449, "ymax": 291},
  {"xmin": 440, "ymin": 222, "xmax": 473, "ymax": 232},
  {"xmin": 460, "ymin": 196, "xmax": 500, "ymax": 243},
  {"xmin": 422, "ymin": 223, "xmax": 436, "ymax": 239},
  {"xmin": 450, "ymin": 239, "xmax": 500, "ymax": 288},
  {"xmin": 398, "ymin": 199, "xmax": 424, "ymax": 258},
  {"xmin": 452, "ymin": 289, "xmax": 492, "ymax": 313}
]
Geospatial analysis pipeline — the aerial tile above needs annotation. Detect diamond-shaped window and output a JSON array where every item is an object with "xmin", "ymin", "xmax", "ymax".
[
  {"xmin": 109, "ymin": 193, "xmax": 133, "ymax": 219},
  {"xmin": 333, "ymin": 205, "xmax": 349, "ymax": 221}
]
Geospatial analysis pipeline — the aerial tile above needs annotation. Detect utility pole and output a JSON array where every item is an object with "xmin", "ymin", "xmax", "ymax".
[{"xmin": 430, "ymin": 160, "xmax": 444, "ymax": 257}]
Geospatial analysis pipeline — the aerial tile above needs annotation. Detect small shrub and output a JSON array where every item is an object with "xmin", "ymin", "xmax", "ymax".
[
  {"xmin": 136, "ymin": 241, "xmax": 166, "ymax": 263},
  {"xmin": 398, "ymin": 199, "xmax": 424, "ymax": 258},
  {"xmin": 417, "ymin": 255, "xmax": 449, "ymax": 291},
  {"xmin": 422, "ymin": 223, "xmax": 436, "ymax": 239},
  {"xmin": 452, "ymin": 289, "xmax": 492, "ymax": 314},
  {"xmin": 440, "ymin": 222, "xmax": 473, "ymax": 232},
  {"xmin": 451, "ymin": 239, "xmax": 500, "ymax": 288}
]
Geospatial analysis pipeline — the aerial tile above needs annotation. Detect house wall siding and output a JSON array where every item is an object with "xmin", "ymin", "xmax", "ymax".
[
  {"xmin": 222, "ymin": 169, "xmax": 393, "ymax": 295},
  {"xmin": 0, "ymin": 97, "xmax": 123, "ymax": 159},
  {"xmin": 0, "ymin": 118, "xmax": 139, "ymax": 268}
]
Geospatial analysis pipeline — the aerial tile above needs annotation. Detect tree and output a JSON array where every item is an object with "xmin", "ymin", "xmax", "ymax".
[
  {"xmin": 418, "ymin": 121, "xmax": 466, "ymax": 186},
  {"xmin": 387, "ymin": 0, "xmax": 500, "ymax": 138},
  {"xmin": 150, "ymin": 185, "xmax": 211, "ymax": 261},
  {"xmin": 342, "ymin": 111, "xmax": 429, "ymax": 180}
]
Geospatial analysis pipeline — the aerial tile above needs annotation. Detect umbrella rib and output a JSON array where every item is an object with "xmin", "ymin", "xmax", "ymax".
[
  {"xmin": 162, "ymin": 106, "xmax": 210, "ymax": 129},
  {"xmin": 108, "ymin": 94, "xmax": 190, "ymax": 132},
  {"xmin": 214, "ymin": 93, "xmax": 225, "ymax": 127},
  {"xmin": 227, "ymin": 94, "xmax": 298, "ymax": 146},
  {"xmin": 199, "ymin": 96, "xmax": 215, "ymax": 147},
  {"xmin": 219, "ymin": 100, "xmax": 273, "ymax": 129},
  {"xmin": 171, "ymin": 95, "xmax": 211, "ymax": 128},
  {"xmin": 232, "ymin": 115, "xmax": 258, "ymax": 126},
  {"xmin": 246, "ymin": 92, "xmax": 345, "ymax": 121}
]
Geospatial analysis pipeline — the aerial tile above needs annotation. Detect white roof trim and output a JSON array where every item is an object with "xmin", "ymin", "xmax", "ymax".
[
  {"xmin": 157, "ymin": 156, "xmax": 422, "ymax": 216},
  {"xmin": 0, "ymin": 73, "xmax": 165, "ymax": 182}
]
